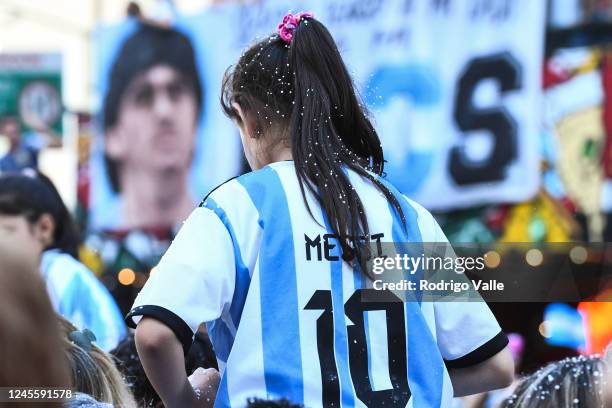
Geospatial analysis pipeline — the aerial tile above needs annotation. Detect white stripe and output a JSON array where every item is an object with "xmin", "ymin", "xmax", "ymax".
[
  {"xmin": 209, "ymin": 180, "xmax": 263, "ymax": 278},
  {"xmin": 209, "ymin": 181, "xmax": 263, "ymax": 338},
  {"xmin": 43, "ymin": 251, "xmax": 78, "ymax": 300},
  {"xmin": 441, "ymin": 369, "xmax": 455, "ymax": 408},
  {"xmin": 225, "ymin": 260, "xmax": 268, "ymax": 405},
  {"xmin": 366, "ymin": 310, "xmax": 393, "ymax": 391},
  {"xmin": 405, "ymin": 196, "xmax": 456, "ymax": 407}
]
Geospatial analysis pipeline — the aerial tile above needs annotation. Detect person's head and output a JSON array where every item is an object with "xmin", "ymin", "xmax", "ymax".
[
  {"xmin": 0, "ymin": 171, "xmax": 79, "ymax": 258},
  {"xmin": 503, "ymin": 353, "xmax": 612, "ymax": 407},
  {"xmin": 103, "ymin": 23, "xmax": 203, "ymax": 193},
  {"xmin": 111, "ymin": 328, "xmax": 217, "ymax": 407},
  {"xmin": 126, "ymin": 1, "xmax": 142, "ymax": 18},
  {"xmin": 221, "ymin": 14, "xmax": 405, "ymax": 274},
  {"xmin": 0, "ymin": 237, "xmax": 70, "ymax": 399},
  {"xmin": 111, "ymin": 333, "xmax": 162, "ymax": 408},
  {"xmin": 0, "ymin": 115, "xmax": 21, "ymax": 148},
  {"xmin": 58, "ymin": 316, "xmax": 136, "ymax": 408}
]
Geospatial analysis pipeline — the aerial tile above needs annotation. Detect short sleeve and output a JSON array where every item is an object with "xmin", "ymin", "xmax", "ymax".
[
  {"xmin": 126, "ymin": 207, "xmax": 236, "ymax": 354},
  {"xmin": 403, "ymin": 196, "xmax": 509, "ymax": 369},
  {"xmin": 430, "ymin": 221, "xmax": 508, "ymax": 368}
]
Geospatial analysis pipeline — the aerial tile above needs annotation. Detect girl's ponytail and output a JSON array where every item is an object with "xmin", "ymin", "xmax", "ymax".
[
  {"xmin": 221, "ymin": 15, "xmax": 407, "ymax": 277},
  {"xmin": 288, "ymin": 17, "xmax": 406, "ymax": 275}
]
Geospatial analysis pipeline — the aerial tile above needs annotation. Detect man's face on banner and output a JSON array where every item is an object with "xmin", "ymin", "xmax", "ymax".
[{"xmin": 105, "ymin": 64, "xmax": 198, "ymax": 176}]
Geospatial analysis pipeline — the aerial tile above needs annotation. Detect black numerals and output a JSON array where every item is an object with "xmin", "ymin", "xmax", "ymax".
[{"xmin": 306, "ymin": 289, "xmax": 410, "ymax": 407}]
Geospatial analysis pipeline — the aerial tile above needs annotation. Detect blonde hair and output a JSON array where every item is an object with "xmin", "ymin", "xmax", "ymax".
[
  {"xmin": 504, "ymin": 354, "xmax": 609, "ymax": 408},
  {"xmin": 58, "ymin": 316, "xmax": 136, "ymax": 408}
]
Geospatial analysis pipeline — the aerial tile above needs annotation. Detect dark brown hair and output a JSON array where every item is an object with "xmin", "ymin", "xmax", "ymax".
[
  {"xmin": 221, "ymin": 17, "xmax": 405, "ymax": 275},
  {"xmin": 0, "ymin": 172, "xmax": 80, "ymax": 258}
]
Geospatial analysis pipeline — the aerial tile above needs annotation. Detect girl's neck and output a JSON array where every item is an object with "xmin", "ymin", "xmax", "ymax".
[{"xmin": 269, "ymin": 146, "xmax": 293, "ymax": 163}]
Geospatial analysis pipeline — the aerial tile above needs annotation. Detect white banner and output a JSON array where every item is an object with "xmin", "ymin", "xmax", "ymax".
[
  {"xmin": 92, "ymin": 0, "xmax": 545, "ymax": 229},
  {"xmin": 327, "ymin": 0, "xmax": 545, "ymax": 210},
  {"xmin": 201, "ymin": 0, "xmax": 545, "ymax": 210}
]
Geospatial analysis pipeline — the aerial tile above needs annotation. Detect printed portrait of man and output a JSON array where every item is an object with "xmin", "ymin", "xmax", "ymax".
[{"xmin": 102, "ymin": 23, "xmax": 203, "ymax": 229}]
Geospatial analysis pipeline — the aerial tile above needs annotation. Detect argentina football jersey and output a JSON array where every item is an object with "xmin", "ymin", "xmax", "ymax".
[
  {"xmin": 42, "ymin": 249, "xmax": 126, "ymax": 351},
  {"xmin": 127, "ymin": 160, "xmax": 507, "ymax": 407}
]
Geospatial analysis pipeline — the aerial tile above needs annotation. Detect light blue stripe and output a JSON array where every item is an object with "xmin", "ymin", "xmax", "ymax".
[
  {"xmin": 213, "ymin": 373, "xmax": 231, "ymax": 408},
  {"xmin": 403, "ymin": 303, "xmax": 445, "ymax": 407},
  {"xmin": 320, "ymin": 207, "xmax": 355, "ymax": 407},
  {"xmin": 206, "ymin": 319, "xmax": 233, "ymax": 363},
  {"xmin": 378, "ymin": 177, "xmax": 425, "ymax": 300},
  {"xmin": 237, "ymin": 168, "xmax": 304, "ymax": 403},
  {"xmin": 201, "ymin": 197, "xmax": 251, "ymax": 327},
  {"xmin": 377, "ymin": 176, "xmax": 444, "ymax": 407},
  {"xmin": 351, "ymin": 265, "xmax": 374, "ymax": 396},
  {"xmin": 58, "ymin": 267, "xmax": 126, "ymax": 350},
  {"xmin": 330, "ymin": 256, "xmax": 355, "ymax": 407}
]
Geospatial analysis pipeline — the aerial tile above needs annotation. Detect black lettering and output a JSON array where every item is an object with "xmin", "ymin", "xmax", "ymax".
[
  {"xmin": 371, "ymin": 233, "xmax": 385, "ymax": 257},
  {"xmin": 305, "ymin": 234, "xmax": 322, "ymax": 261},
  {"xmin": 323, "ymin": 234, "xmax": 340, "ymax": 261},
  {"xmin": 305, "ymin": 232, "xmax": 385, "ymax": 262}
]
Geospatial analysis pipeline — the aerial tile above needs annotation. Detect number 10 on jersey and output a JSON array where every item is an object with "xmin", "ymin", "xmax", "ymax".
[{"xmin": 305, "ymin": 289, "xmax": 411, "ymax": 407}]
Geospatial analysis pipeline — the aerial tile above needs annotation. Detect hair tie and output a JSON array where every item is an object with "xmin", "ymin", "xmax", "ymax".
[
  {"xmin": 69, "ymin": 328, "xmax": 97, "ymax": 352},
  {"xmin": 277, "ymin": 11, "xmax": 314, "ymax": 44}
]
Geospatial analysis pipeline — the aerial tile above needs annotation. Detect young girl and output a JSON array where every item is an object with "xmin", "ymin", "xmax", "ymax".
[
  {"xmin": 129, "ymin": 13, "xmax": 513, "ymax": 407},
  {"xmin": 0, "ymin": 171, "xmax": 126, "ymax": 350}
]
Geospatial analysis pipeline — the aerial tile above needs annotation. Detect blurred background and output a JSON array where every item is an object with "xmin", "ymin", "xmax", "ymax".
[{"xmin": 1, "ymin": 0, "xmax": 612, "ymax": 374}]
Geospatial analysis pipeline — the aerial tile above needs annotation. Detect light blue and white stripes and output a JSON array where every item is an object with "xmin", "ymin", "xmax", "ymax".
[{"xmin": 132, "ymin": 160, "xmax": 502, "ymax": 407}]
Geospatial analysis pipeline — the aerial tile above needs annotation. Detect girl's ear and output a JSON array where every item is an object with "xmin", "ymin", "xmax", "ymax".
[
  {"xmin": 232, "ymin": 102, "xmax": 258, "ymax": 139},
  {"xmin": 32, "ymin": 214, "xmax": 55, "ymax": 247}
]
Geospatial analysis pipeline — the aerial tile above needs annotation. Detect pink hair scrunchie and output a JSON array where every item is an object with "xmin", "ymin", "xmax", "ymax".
[{"xmin": 277, "ymin": 11, "xmax": 314, "ymax": 44}]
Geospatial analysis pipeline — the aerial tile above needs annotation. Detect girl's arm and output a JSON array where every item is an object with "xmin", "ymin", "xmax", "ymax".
[
  {"xmin": 448, "ymin": 346, "xmax": 515, "ymax": 397},
  {"xmin": 135, "ymin": 317, "xmax": 201, "ymax": 408}
]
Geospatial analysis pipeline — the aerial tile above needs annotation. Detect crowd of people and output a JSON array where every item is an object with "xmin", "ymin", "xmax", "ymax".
[
  {"xmin": 1, "ymin": 6, "xmax": 612, "ymax": 408},
  {"xmin": 0, "ymin": 170, "xmax": 610, "ymax": 405}
]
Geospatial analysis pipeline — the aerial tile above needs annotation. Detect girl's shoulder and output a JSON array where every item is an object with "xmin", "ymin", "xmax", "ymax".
[
  {"xmin": 42, "ymin": 250, "xmax": 98, "ymax": 283},
  {"xmin": 42, "ymin": 249, "xmax": 77, "ymax": 274},
  {"xmin": 199, "ymin": 162, "xmax": 293, "ymax": 210}
]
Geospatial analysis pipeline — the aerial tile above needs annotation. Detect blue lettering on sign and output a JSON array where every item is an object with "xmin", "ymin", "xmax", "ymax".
[{"xmin": 364, "ymin": 64, "xmax": 441, "ymax": 194}]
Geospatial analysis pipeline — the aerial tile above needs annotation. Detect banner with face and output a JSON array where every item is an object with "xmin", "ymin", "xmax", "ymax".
[{"xmin": 90, "ymin": 19, "xmax": 243, "ymax": 230}]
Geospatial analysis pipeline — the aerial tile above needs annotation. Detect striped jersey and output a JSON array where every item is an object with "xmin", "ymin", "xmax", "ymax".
[
  {"xmin": 42, "ymin": 249, "xmax": 126, "ymax": 351},
  {"xmin": 127, "ymin": 160, "xmax": 507, "ymax": 407}
]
